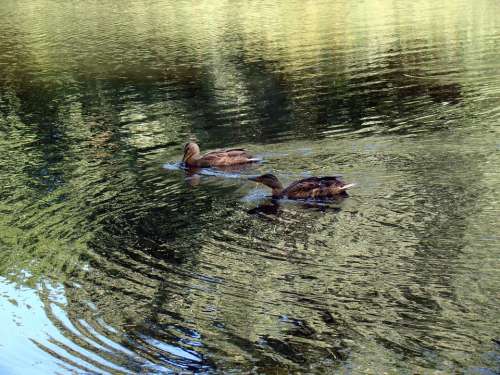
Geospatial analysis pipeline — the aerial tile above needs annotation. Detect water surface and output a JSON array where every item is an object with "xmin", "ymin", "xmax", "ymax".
[{"xmin": 1, "ymin": 0, "xmax": 499, "ymax": 373}]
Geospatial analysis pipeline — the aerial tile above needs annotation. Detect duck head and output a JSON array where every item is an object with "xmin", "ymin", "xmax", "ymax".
[
  {"xmin": 249, "ymin": 174, "xmax": 284, "ymax": 196},
  {"xmin": 182, "ymin": 142, "xmax": 201, "ymax": 163}
]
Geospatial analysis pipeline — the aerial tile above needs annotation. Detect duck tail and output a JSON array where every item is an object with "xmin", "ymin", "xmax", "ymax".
[
  {"xmin": 339, "ymin": 183, "xmax": 356, "ymax": 191},
  {"xmin": 247, "ymin": 158, "xmax": 262, "ymax": 163}
]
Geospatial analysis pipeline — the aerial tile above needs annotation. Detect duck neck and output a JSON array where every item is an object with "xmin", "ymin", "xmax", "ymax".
[
  {"xmin": 271, "ymin": 187, "xmax": 284, "ymax": 197},
  {"xmin": 268, "ymin": 181, "xmax": 284, "ymax": 197},
  {"xmin": 183, "ymin": 151, "xmax": 200, "ymax": 164}
]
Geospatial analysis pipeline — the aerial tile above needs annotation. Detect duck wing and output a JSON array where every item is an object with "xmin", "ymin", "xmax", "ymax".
[
  {"xmin": 200, "ymin": 148, "xmax": 256, "ymax": 166},
  {"xmin": 283, "ymin": 176, "xmax": 347, "ymax": 199}
]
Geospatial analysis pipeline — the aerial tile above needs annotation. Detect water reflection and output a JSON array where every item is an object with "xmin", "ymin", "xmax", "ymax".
[
  {"xmin": 1, "ymin": 0, "xmax": 499, "ymax": 373},
  {"xmin": 163, "ymin": 161, "xmax": 262, "ymax": 187},
  {"xmin": 247, "ymin": 199, "xmax": 345, "ymax": 217}
]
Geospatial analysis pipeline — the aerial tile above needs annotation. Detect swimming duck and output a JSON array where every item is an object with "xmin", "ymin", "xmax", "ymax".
[
  {"xmin": 182, "ymin": 142, "xmax": 259, "ymax": 167},
  {"xmin": 249, "ymin": 174, "xmax": 355, "ymax": 199}
]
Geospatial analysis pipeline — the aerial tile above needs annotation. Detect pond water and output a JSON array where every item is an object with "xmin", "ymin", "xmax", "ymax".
[{"xmin": 1, "ymin": 0, "xmax": 499, "ymax": 373}]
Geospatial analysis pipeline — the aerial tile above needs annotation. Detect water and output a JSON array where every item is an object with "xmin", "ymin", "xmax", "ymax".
[{"xmin": 1, "ymin": 0, "xmax": 499, "ymax": 373}]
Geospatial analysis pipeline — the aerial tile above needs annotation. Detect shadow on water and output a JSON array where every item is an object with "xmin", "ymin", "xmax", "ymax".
[
  {"xmin": 247, "ymin": 198, "xmax": 345, "ymax": 217},
  {"xmin": 163, "ymin": 161, "xmax": 263, "ymax": 188}
]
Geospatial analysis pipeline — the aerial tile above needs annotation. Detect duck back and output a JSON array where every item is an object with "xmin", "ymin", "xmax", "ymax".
[{"xmin": 282, "ymin": 176, "xmax": 349, "ymax": 199}]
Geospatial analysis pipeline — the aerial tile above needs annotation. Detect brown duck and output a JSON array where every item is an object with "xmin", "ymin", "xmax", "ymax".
[
  {"xmin": 182, "ymin": 142, "xmax": 259, "ymax": 167},
  {"xmin": 249, "ymin": 174, "xmax": 355, "ymax": 199}
]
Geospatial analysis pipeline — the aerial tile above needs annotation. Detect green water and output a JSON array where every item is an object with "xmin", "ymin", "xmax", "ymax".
[{"xmin": 0, "ymin": 0, "xmax": 499, "ymax": 373}]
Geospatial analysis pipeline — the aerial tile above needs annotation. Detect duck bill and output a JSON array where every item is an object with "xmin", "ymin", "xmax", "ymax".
[{"xmin": 248, "ymin": 176, "xmax": 259, "ymax": 182}]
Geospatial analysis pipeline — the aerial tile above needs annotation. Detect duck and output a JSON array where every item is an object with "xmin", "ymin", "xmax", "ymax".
[
  {"xmin": 249, "ymin": 173, "xmax": 355, "ymax": 199},
  {"xmin": 182, "ymin": 142, "xmax": 259, "ymax": 167}
]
